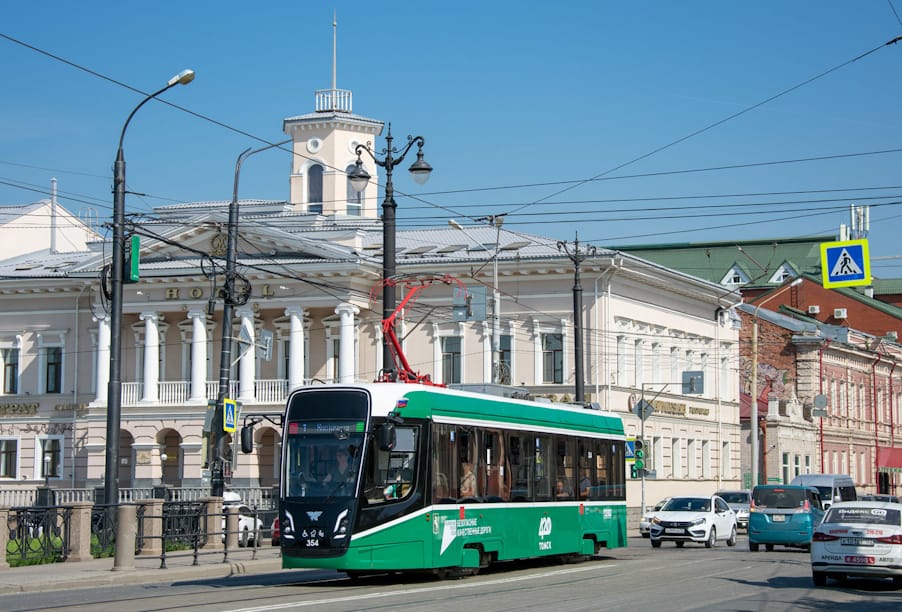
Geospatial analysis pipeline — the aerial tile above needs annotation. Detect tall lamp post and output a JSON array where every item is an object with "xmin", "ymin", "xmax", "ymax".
[
  {"xmin": 557, "ymin": 233, "xmax": 596, "ymax": 402},
  {"xmin": 210, "ymin": 139, "xmax": 290, "ymax": 497},
  {"xmin": 104, "ymin": 69, "xmax": 194, "ymax": 506},
  {"xmin": 750, "ymin": 277, "xmax": 802, "ymax": 487},
  {"xmin": 348, "ymin": 126, "xmax": 432, "ymax": 380},
  {"xmin": 449, "ymin": 216, "xmax": 505, "ymax": 384}
]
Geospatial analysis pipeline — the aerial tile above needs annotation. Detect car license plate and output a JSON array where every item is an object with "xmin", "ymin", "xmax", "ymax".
[
  {"xmin": 771, "ymin": 514, "xmax": 785, "ymax": 522},
  {"xmin": 841, "ymin": 538, "xmax": 873, "ymax": 546},
  {"xmin": 665, "ymin": 528, "xmax": 683, "ymax": 534},
  {"xmin": 844, "ymin": 555, "xmax": 875, "ymax": 564}
]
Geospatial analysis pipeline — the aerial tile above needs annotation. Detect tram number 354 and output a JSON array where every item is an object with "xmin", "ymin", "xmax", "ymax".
[{"xmin": 302, "ymin": 528, "xmax": 325, "ymax": 548}]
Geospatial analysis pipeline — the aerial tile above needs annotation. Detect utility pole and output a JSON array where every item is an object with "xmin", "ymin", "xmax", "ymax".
[{"xmin": 557, "ymin": 233, "xmax": 596, "ymax": 402}]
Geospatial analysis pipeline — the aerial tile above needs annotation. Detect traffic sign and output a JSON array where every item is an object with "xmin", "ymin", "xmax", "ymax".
[
  {"xmin": 223, "ymin": 398, "xmax": 237, "ymax": 433},
  {"xmin": 632, "ymin": 399, "xmax": 653, "ymax": 420},
  {"xmin": 820, "ymin": 239, "xmax": 871, "ymax": 289}
]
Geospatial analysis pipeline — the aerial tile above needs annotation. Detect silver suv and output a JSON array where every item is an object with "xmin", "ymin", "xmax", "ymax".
[{"xmin": 715, "ymin": 490, "xmax": 751, "ymax": 530}]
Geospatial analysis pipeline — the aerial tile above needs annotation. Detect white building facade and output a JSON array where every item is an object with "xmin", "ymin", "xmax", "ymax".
[{"xmin": 0, "ymin": 83, "xmax": 742, "ymax": 510}]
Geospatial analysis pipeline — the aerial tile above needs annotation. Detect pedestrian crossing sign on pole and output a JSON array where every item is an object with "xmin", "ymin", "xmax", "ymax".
[
  {"xmin": 223, "ymin": 398, "xmax": 237, "ymax": 433},
  {"xmin": 820, "ymin": 239, "xmax": 871, "ymax": 289}
]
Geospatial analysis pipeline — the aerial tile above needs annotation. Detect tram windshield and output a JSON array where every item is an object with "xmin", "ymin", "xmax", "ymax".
[{"xmin": 284, "ymin": 419, "xmax": 365, "ymax": 498}]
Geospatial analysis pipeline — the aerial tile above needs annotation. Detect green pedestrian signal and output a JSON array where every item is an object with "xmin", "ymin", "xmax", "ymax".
[{"xmin": 634, "ymin": 439, "xmax": 645, "ymax": 470}]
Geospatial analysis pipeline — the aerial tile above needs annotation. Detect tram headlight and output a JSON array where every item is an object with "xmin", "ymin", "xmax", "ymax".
[{"xmin": 333, "ymin": 508, "xmax": 349, "ymax": 539}]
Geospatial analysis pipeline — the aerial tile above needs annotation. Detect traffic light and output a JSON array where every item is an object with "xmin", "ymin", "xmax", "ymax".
[{"xmin": 634, "ymin": 439, "xmax": 646, "ymax": 470}]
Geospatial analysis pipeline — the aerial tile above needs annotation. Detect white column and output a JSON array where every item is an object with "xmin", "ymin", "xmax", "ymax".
[
  {"xmin": 91, "ymin": 315, "xmax": 110, "ymax": 406},
  {"xmin": 335, "ymin": 303, "xmax": 359, "ymax": 383},
  {"xmin": 237, "ymin": 307, "xmax": 256, "ymax": 402},
  {"xmin": 432, "ymin": 323, "xmax": 442, "ymax": 385},
  {"xmin": 140, "ymin": 312, "xmax": 160, "ymax": 403},
  {"xmin": 374, "ymin": 322, "xmax": 384, "ymax": 378},
  {"xmin": 188, "ymin": 310, "xmax": 207, "ymax": 404},
  {"xmin": 285, "ymin": 307, "xmax": 305, "ymax": 390},
  {"xmin": 481, "ymin": 321, "xmax": 491, "ymax": 383}
]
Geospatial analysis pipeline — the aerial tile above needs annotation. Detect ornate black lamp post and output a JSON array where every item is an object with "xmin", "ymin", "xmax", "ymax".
[{"xmin": 348, "ymin": 125, "xmax": 432, "ymax": 380}]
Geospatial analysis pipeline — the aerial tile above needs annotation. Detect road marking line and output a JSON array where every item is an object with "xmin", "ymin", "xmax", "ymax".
[{"xmin": 225, "ymin": 563, "xmax": 618, "ymax": 612}]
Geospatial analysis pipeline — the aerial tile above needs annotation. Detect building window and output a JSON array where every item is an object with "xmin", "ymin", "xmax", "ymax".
[
  {"xmin": 670, "ymin": 346, "xmax": 679, "ymax": 385},
  {"xmin": 782, "ymin": 452, "xmax": 790, "ymax": 484},
  {"xmin": 499, "ymin": 334, "xmax": 512, "ymax": 385},
  {"xmin": 671, "ymin": 437, "xmax": 681, "ymax": 478},
  {"xmin": 634, "ymin": 340, "xmax": 644, "ymax": 387},
  {"xmin": 38, "ymin": 437, "xmax": 62, "ymax": 479},
  {"xmin": 542, "ymin": 333, "xmax": 563, "ymax": 384},
  {"xmin": 441, "ymin": 336, "xmax": 461, "ymax": 384},
  {"xmin": 308, "ymin": 164, "xmax": 324, "ymax": 213},
  {"xmin": 1, "ymin": 348, "xmax": 18, "ymax": 394},
  {"xmin": 804, "ymin": 455, "xmax": 811, "ymax": 474},
  {"xmin": 616, "ymin": 336, "xmax": 626, "ymax": 385},
  {"xmin": 45, "ymin": 346, "xmax": 62, "ymax": 394},
  {"xmin": 346, "ymin": 164, "xmax": 362, "ymax": 216},
  {"xmin": 687, "ymin": 439, "xmax": 697, "ymax": 478},
  {"xmin": 702, "ymin": 439, "xmax": 711, "ymax": 479},
  {"xmin": 721, "ymin": 440, "xmax": 730, "ymax": 479},
  {"xmin": 0, "ymin": 439, "xmax": 17, "ymax": 478},
  {"xmin": 793, "ymin": 454, "xmax": 801, "ymax": 479}
]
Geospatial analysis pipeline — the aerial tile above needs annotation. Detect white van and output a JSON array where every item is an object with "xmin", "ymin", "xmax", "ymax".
[{"xmin": 788, "ymin": 474, "xmax": 856, "ymax": 509}]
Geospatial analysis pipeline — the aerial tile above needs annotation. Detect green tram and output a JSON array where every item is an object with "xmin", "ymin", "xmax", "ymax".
[{"xmin": 247, "ymin": 383, "xmax": 627, "ymax": 576}]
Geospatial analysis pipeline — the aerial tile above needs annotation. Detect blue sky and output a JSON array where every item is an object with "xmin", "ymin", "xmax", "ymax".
[{"xmin": 2, "ymin": 1, "xmax": 902, "ymax": 276}]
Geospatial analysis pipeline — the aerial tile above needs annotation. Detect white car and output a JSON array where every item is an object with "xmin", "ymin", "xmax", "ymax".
[
  {"xmin": 639, "ymin": 498, "xmax": 671, "ymax": 538},
  {"xmin": 649, "ymin": 495, "xmax": 737, "ymax": 548},
  {"xmin": 222, "ymin": 493, "xmax": 264, "ymax": 547},
  {"xmin": 811, "ymin": 500, "xmax": 902, "ymax": 587}
]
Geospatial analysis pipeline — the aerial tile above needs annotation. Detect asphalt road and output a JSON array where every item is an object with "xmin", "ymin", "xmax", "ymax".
[{"xmin": 4, "ymin": 535, "xmax": 902, "ymax": 612}]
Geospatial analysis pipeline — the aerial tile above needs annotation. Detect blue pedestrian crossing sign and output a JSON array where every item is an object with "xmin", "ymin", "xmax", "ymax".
[
  {"xmin": 820, "ymin": 239, "xmax": 870, "ymax": 289},
  {"xmin": 223, "ymin": 398, "xmax": 237, "ymax": 433}
]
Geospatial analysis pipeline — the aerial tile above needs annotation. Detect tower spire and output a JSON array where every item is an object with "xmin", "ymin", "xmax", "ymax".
[
  {"xmin": 332, "ymin": 9, "xmax": 337, "ymax": 91},
  {"xmin": 315, "ymin": 9, "xmax": 351, "ymax": 113}
]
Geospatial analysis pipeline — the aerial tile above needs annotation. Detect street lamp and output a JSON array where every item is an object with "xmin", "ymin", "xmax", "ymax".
[
  {"xmin": 449, "ymin": 217, "xmax": 505, "ymax": 384},
  {"xmin": 104, "ymin": 69, "xmax": 194, "ymax": 507},
  {"xmin": 43, "ymin": 454, "xmax": 51, "ymax": 489},
  {"xmin": 210, "ymin": 139, "xmax": 290, "ymax": 497},
  {"xmin": 159, "ymin": 453, "xmax": 168, "ymax": 486},
  {"xmin": 750, "ymin": 277, "xmax": 802, "ymax": 487},
  {"xmin": 348, "ymin": 125, "xmax": 432, "ymax": 380}
]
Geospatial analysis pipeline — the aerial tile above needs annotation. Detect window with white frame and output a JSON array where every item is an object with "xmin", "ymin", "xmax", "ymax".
[
  {"xmin": 441, "ymin": 336, "xmax": 462, "ymax": 384},
  {"xmin": 671, "ymin": 437, "xmax": 681, "ymax": 478},
  {"xmin": 720, "ymin": 352, "xmax": 730, "ymax": 400},
  {"xmin": 1, "ymin": 346, "xmax": 19, "ymax": 394},
  {"xmin": 804, "ymin": 455, "xmax": 811, "ymax": 474},
  {"xmin": 702, "ymin": 439, "xmax": 710, "ymax": 479},
  {"xmin": 308, "ymin": 164, "xmax": 324, "ymax": 213},
  {"xmin": 670, "ymin": 346, "xmax": 679, "ymax": 385},
  {"xmin": 793, "ymin": 454, "xmax": 801, "ymax": 479},
  {"xmin": 499, "ymin": 334, "xmax": 512, "ymax": 385},
  {"xmin": 653, "ymin": 436, "xmax": 663, "ymax": 474},
  {"xmin": 0, "ymin": 438, "xmax": 18, "ymax": 478},
  {"xmin": 721, "ymin": 440, "xmax": 730, "ymax": 478},
  {"xmin": 37, "ymin": 436, "xmax": 62, "ymax": 480},
  {"xmin": 687, "ymin": 438, "xmax": 697, "ymax": 478},
  {"xmin": 782, "ymin": 452, "xmax": 790, "ymax": 484},
  {"xmin": 634, "ymin": 340, "xmax": 644, "ymax": 387},
  {"xmin": 38, "ymin": 332, "xmax": 66, "ymax": 394},
  {"xmin": 616, "ymin": 335, "xmax": 626, "ymax": 385},
  {"xmin": 541, "ymin": 332, "xmax": 563, "ymax": 384}
]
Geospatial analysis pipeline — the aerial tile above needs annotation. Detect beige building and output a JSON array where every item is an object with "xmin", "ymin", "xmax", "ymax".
[{"xmin": 0, "ymin": 82, "xmax": 742, "ymax": 510}]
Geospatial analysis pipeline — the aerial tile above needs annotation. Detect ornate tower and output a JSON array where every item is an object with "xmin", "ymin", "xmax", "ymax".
[{"xmin": 282, "ymin": 16, "xmax": 383, "ymax": 218}]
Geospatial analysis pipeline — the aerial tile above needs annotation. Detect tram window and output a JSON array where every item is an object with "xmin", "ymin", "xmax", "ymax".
[
  {"xmin": 362, "ymin": 425, "xmax": 418, "ymax": 504},
  {"xmin": 577, "ymin": 440, "xmax": 595, "ymax": 500},
  {"xmin": 509, "ymin": 433, "xmax": 532, "ymax": 502},
  {"xmin": 483, "ymin": 429, "xmax": 509, "ymax": 501},
  {"xmin": 534, "ymin": 435, "xmax": 552, "ymax": 501}
]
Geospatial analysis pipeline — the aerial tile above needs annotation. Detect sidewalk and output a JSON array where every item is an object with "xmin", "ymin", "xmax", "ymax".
[{"xmin": 0, "ymin": 547, "xmax": 284, "ymax": 595}]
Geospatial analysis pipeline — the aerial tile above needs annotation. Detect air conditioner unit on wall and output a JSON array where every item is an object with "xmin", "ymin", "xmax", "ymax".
[
  {"xmin": 808, "ymin": 305, "xmax": 820, "ymax": 314},
  {"xmin": 834, "ymin": 308, "xmax": 848, "ymax": 319}
]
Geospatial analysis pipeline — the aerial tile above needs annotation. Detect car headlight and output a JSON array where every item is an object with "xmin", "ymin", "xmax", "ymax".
[
  {"xmin": 690, "ymin": 517, "xmax": 706, "ymax": 526},
  {"xmin": 651, "ymin": 517, "xmax": 662, "ymax": 525}
]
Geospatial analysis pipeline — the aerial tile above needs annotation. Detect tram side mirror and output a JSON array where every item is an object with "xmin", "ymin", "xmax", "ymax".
[
  {"xmin": 378, "ymin": 423, "xmax": 396, "ymax": 452},
  {"xmin": 240, "ymin": 425, "xmax": 254, "ymax": 454}
]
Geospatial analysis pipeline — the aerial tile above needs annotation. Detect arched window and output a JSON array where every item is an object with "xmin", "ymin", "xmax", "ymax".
[
  {"xmin": 307, "ymin": 164, "xmax": 324, "ymax": 213},
  {"xmin": 346, "ymin": 164, "xmax": 363, "ymax": 216}
]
